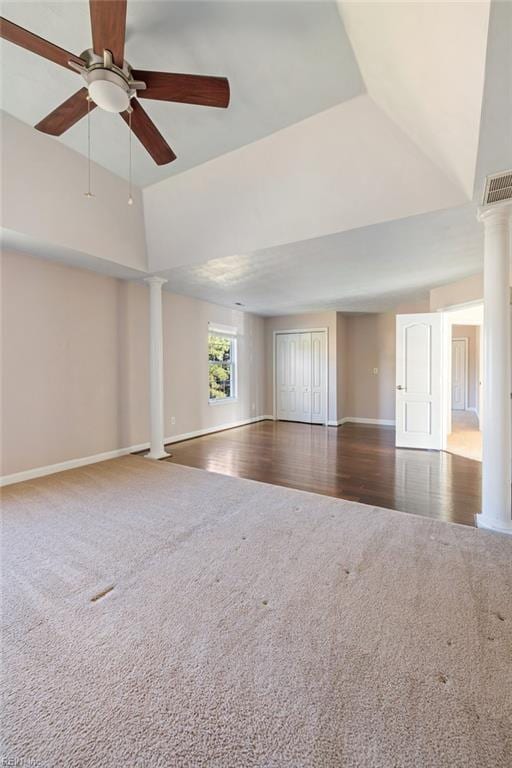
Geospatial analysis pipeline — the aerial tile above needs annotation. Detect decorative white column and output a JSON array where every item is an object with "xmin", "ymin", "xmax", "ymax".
[
  {"xmin": 477, "ymin": 201, "xmax": 512, "ymax": 534},
  {"xmin": 144, "ymin": 276, "xmax": 169, "ymax": 460}
]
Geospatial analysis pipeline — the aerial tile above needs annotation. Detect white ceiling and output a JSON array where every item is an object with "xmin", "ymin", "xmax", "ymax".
[
  {"xmin": 143, "ymin": 94, "xmax": 468, "ymax": 272},
  {"xmin": 338, "ymin": 0, "xmax": 490, "ymax": 199},
  {"xmin": 0, "ymin": 1, "xmax": 364, "ymax": 186},
  {"xmin": 159, "ymin": 204, "xmax": 484, "ymax": 315}
]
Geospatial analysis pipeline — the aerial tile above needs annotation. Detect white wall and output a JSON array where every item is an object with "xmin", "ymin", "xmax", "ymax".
[
  {"xmin": 0, "ymin": 113, "xmax": 147, "ymax": 272},
  {"xmin": 0, "ymin": 250, "xmax": 265, "ymax": 477}
]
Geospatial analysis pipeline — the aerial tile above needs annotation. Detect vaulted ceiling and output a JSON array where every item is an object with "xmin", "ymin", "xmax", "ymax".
[
  {"xmin": 0, "ymin": 1, "xmax": 364, "ymax": 186},
  {"xmin": 338, "ymin": 1, "xmax": 489, "ymax": 199},
  {"xmin": 2, "ymin": 0, "xmax": 510, "ymax": 315}
]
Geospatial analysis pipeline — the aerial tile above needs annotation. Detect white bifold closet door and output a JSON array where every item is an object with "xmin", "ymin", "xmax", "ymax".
[{"xmin": 276, "ymin": 331, "xmax": 326, "ymax": 424}]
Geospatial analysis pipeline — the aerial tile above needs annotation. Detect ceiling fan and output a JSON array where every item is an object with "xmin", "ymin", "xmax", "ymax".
[{"xmin": 0, "ymin": 0, "xmax": 230, "ymax": 165}]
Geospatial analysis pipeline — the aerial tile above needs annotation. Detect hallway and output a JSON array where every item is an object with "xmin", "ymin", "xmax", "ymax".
[{"xmin": 447, "ymin": 410, "xmax": 482, "ymax": 462}]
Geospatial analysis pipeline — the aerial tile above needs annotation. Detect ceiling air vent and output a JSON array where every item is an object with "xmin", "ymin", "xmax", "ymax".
[{"xmin": 482, "ymin": 170, "xmax": 512, "ymax": 205}]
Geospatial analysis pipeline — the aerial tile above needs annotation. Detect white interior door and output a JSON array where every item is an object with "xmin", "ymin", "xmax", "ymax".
[
  {"xmin": 298, "ymin": 333, "xmax": 312, "ymax": 422},
  {"xmin": 311, "ymin": 331, "xmax": 327, "ymax": 424},
  {"xmin": 276, "ymin": 331, "xmax": 327, "ymax": 424},
  {"xmin": 451, "ymin": 338, "xmax": 467, "ymax": 410},
  {"xmin": 277, "ymin": 334, "xmax": 299, "ymax": 421},
  {"xmin": 396, "ymin": 313, "xmax": 443, "ymax": 449}
]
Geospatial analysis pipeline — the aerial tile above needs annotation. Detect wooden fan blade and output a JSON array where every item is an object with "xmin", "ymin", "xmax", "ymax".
[
  {"xmin": 35, "ymin": 88, "xmax": 95, "ymax": 136},
  {"xmin": 0, "ymin": 16, "xmax": 84, "ymax": 71},
  {"xmin": 121, "ymin": 100, "xmax": 176, "ymax": 165},
  {"xmin": 132, "ymin": 70, "xmax": 230, "ymax": 108},
  {"xmin": 89, "ymin": 0, "xmax": 127, "ymax": 67}
]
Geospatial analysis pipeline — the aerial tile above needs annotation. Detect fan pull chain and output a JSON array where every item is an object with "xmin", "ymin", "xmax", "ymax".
[
  {"xmin": 127, "ymin": 107, "xmax": 133, "ymax": 206},
  {"xmin": 84, "ymin": 94, "xmax": 94, "ymax": 198}
]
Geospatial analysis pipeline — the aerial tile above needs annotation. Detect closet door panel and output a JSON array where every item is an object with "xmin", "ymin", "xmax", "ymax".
[
  {"xmin": 288, "ymin": 335, "xmax": 299, "ymax": 418},
  {"xmin": 311, "ymin": 331, "xmax": 327, "ymax": 423},
  {"xmin": 276, "ymin": 331, "xmax": 326, "ymax": 424},
  {"xmin": 299, "ymin": 332, "xmax": 312, "ymax": 422},
  {"xmin": 276, "ymin": 334, "xmax": 289, "ymax": 420}
]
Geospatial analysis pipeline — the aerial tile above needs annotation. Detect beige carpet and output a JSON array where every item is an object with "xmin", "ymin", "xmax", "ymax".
[
  {"xmin": 447, "ymin": 410, "xmax": 482, "ymax": 462},
  {"xmin": 1, "ymin": 455, "xmax": 511, "ymax": 768}
]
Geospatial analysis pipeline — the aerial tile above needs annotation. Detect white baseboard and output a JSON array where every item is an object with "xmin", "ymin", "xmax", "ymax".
[
  {"xmin": 330, "ymin": 417, "xmax": 396, "ymax": 427},
  {"xmin": 0, "ymin": 415, "xmax": 273, "ymax": 487},
  {"xmin": 0, "ymin": 444, "xmax": 149, "ymax": 488},
  {"xmin": 163, "ymin": 415, "xmax": 274, "ymax": 445}
]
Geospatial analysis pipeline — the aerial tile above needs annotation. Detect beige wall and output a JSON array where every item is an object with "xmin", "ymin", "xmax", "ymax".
[
  {"xmin": 1, "ymin": 251, "xmax": 124, "ymax": 475},
  {"xmin": 336, "ymin": 313, "xmax": 348, "ymax": 420},
  {"xmin": 264, "ymin": 302, "xmax": 433, "ymax": 425},
  {"xmin": 1, "ymin": 251, "xmax": 265, "ymax": 476},
  {"xmin": 452, "ymin": 324, "xmax": 479, "ymax": 410},
  {"xmin": 1, "ymin": 114, "xmax": 147, "ymax": 272},
  {"xmin": 263, "ymin": 311, "xmax": 338, "ymax": 422},
  {"xmin": 342, "ymin": 313, "xmax": 396, "ymax": 421},
  {"xmin": 264, "ymin": 309, "xmax": 396, "ymax": 424},
  {"xmin": 163, "ymin": 294, "xmax": 265, "ymax": 437},
  {"xmin": 430, "ymin": 274, "xmax": 483, "ymax": 310},
  {"xmin": 339, "ymin": 300, "xmax": 429, "ymax": 422},
  {"xmin": 429, "ymin": 270, "xmax": 512, "ymax": 312},
  {"xmin": 2, "ymin": 248, "xmax": 494, "ymax": 478}
]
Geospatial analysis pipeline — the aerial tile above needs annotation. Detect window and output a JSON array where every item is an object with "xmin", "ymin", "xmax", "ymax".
[{"xmin": 209, "ymin": 332, "xmax": 237, "ymax": 402}]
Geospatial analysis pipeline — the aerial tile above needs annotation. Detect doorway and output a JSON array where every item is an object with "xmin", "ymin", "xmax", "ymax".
[
  {"xmin": 451, "ymin": 337, "xmax": 468, "ymax": 410},
  {"xmin": 394, "ymin": 305, "xmax": 483, "ymax": 460},
  {"xmin": 445, "ymin": 306, "xmax": 483, "ymax": 461},
  {"xmin": 274, "ymin": 330, "xmax": 328, "ymax": 424}
]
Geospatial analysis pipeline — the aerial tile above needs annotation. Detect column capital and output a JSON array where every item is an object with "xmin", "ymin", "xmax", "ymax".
[
  {"xmin": 477, "ymin": 200, "xmax": 512, "ymax": 225},
  {"xmin": 144, "ymin": 276, "xmax": 168, "ymax": 287}
]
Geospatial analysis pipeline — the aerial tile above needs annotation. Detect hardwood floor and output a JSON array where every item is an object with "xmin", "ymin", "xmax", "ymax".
[
  {"xmin": 447, "ymin": 410, "xmax": 482, "ymax": 462},
  {"xmin": 162, "ymin": 420, "xmax": 481, "ymax": 526}
]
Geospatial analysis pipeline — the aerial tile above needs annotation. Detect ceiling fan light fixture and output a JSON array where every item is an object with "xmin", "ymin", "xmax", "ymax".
[
  {"xmin": 88, "ymin": 69, "xmax": 130, "ymax": 113},
  {"xmin": 0, "ymin": 3, "xmax": 230, "ymax": 169}
]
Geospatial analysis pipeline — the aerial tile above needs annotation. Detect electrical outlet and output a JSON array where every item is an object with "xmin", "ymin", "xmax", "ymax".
[
  {"xmin": 171, "ymin": 416, "xmax": 176, "ymax": 425},
  {"xmin": 252, "ymin": 402, "xmax": 256, "ymax": 411},
  {"xmin": 373, "ymin": 368, "xmax": 379, "ymax": 375}
]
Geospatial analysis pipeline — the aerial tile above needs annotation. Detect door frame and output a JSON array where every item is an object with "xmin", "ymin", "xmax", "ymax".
[
  {"xmin": 451, "ymin": 336, "xmax": 469, "ymax": 411},
  {"xmin": 440, "ymin": 300, "xmax": 484, "ymax": 450},
  {"xmin": 478, "ymin": 323, "xmax": 484, "ymax": 428},
  {"xmin": 272, "ymin": 328, "xmax": 329, "ymax": 425}
]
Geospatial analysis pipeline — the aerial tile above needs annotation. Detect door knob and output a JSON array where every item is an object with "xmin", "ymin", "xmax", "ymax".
[{"xmin": 396, "ymin": 385, "xmax": 405, "ymax": 391}]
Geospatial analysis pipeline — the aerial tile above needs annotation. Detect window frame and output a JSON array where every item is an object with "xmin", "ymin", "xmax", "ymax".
[{"xmin": 208, "ymin": 331, "xmax": 238, "ymax": 404}]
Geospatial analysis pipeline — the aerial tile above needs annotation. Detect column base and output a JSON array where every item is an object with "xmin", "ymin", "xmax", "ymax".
[
  {"xmin": 144, "ymin": 450, "xmax": 172, "ymax": 461},
  {"xmin": 476, "ymin": 515, "xmax": 512, "ymax": 535}
]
